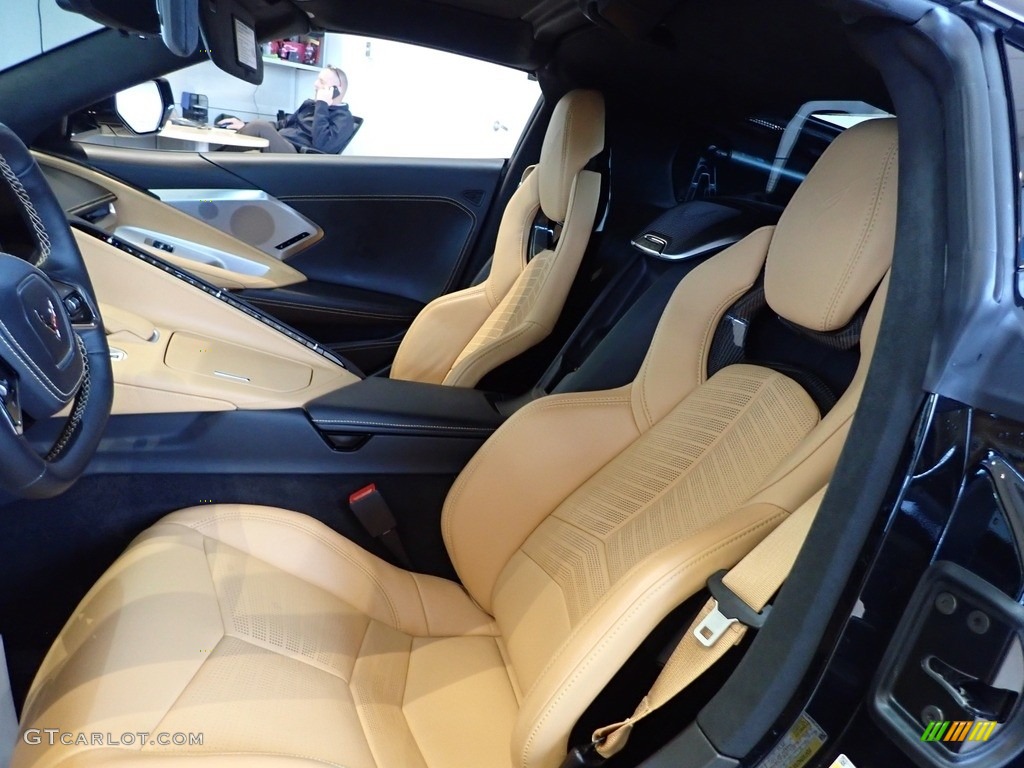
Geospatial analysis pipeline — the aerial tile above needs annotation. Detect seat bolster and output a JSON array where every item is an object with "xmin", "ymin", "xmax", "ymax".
[
  {"xmin": 443, "ymin": 170, "xmax": 601, "ymax": 387},
  {"xmin": 156, "ymin": 505, "xmax": 497, "ymax": 637},
  {"xmin": 511, "ymin": 501, "xmax": 789, "ymax": 768},
  {"xmin": 631, "ymin": 226, "xmax": 774, "ymax": 430},
  {"xmin": 748, "ymin": 272, "xmax": 889, "ymax": 510},
  {"xmin": 442, "ymin": 387, "xmax": 641, "ymax": 612},
  {"xmin": 389, "ymin": 284, "xmax": 494, "ymax": 384},
  {"xmin": 390, "ymin": 173, "xmax": 539, "ymax": 385},
  {"xmin": 489, "ymin": 169, "xmax": 541, "ymax": 299}
]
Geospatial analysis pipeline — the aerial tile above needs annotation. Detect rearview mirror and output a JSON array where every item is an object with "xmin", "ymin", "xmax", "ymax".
[
  {"xmin": 156, "ymin": 0, "xmax": 199, "ymax": 56},
  {"xmin": 113, "ymin": 80, "xmax": 173, "ymax": 134}
]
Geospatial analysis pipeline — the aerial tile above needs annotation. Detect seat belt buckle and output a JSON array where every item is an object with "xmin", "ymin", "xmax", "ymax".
[
  {"xmin": 348, "ymin": 484, "xmax": 413, "ymax": 569},
  {"xmin": 349, "ymin": 484, "xmax": 397, "ymax": 538},
  {"xmin": 693, "ymin": 569, "xmax": 772, "ymax": 648},
  {"xmin": 558, "ymin": 742, "xmax": 607, "ymax": 768}
]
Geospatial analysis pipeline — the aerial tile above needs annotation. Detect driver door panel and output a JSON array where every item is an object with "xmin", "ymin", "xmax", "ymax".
[{"xmin": 76, "ymin": 145, "xmax": 506, "ymax": 373}]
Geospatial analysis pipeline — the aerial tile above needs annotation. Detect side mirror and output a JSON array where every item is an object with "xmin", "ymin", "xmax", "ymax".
[{"xmin": 112, "ymin": 79, "xmax": 173, "ymax": 134}]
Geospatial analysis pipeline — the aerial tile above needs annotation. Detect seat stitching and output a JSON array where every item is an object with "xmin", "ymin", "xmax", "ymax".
[
  {"xmin": 442, "ymin": 393, "xmax": 633, "ymax": 553},
  {"xmin": 445, "ymin": 321, "xmax": 542, "ymax": 386},
  {"xmin": 520, "ymin": 372, "xmax": 805, "ymax": 699},
  {"xmin": 634, "ymin": 230, "xmax": 772, "ymax": 428},
  {"xmin": 349, "ymin": 620, "xmax": 383, "ymax": 768},
  {"xmin": 449, "ymin": 249, "xmax": 550, "ymax": 374},
  {"xmin": 543, "ymin": 369, "xmax": 804, "ymax": 547},
  {"xmin": 391, "ymin": 286, "xmax": 488, "ymax": 377},
  {"xmin": 399, "ymin": 639, "xmax": 434, "ymax": 768},
  {"xmin": 409, "ymin": 573, "xmax": 430, "ymax": 636},
  {"xmin": 762, "ymin": 411, "xmax": 854, "ymax": 492},
  {"xmin": 177, "ymin": 514, "xmax": 402, "ymax": 630},
  {"xmin": 489, "ymin": 183, "xmax": 538, "ymax": 307},
  {"xmin": 494, "ymin": 632, "xmax": 526, "ymax": 706},
  {"xmin": 146, "ymin": 638, "xmax": 222, "ymax": 731},
  {"xmin": 224, "ymin": 631, "xmax": 353, "ymax": 683},
  {"xmin": 520, "ymin": 513, "xmax": 786, "ymax": 768},
  {"xmin": 556, "ymin": 99, "xmax": 574, "ymax": 219},
  {"xmin": 449, "ymin": 186, "xmax": 590, "ymax": 382},
  {"xmin": 822, "ymin": 137, "xmax": 897, "ymax": 330},
  {"xmin": 441, "ymin": 393, "xmax": 632, "ymax": 579},
  {"xmin": 636, "ymin": 276, "xmax": 759, "ymax": 430},
  {"xmin": 144, "ymin": 544, "xmax": 225, "ymax": 746}
]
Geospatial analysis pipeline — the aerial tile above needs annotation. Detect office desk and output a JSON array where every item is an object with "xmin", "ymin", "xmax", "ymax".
[{"xmin": 158, "ymin": 123, "xmax": 270, "ymax": 149}]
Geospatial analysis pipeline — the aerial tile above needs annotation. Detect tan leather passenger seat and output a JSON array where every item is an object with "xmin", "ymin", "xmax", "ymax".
[
  {"xmin": 390, "ymin": 89, "xmax": 605, "ymax": 387},
  {"xmin": 13, "ymin": 118, "xmax": 897, "ymax": 768}
]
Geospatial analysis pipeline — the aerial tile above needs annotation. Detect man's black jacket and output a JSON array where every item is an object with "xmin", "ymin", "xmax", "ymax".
[{"xmin": 279, "ymin": 99, "xmax": 354, "ymax": 154}]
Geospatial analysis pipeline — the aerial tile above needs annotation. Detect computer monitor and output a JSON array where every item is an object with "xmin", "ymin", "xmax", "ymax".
[{"xmin": 181, "ymin": 92, "xmax": 208, "ymax": 123}]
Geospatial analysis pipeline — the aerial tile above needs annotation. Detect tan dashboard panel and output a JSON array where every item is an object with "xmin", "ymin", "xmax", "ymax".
[
  {"xmin": 35, "ymin": 153, "xmax": 307, "ymax": 291},
  {"xmin": 75, "ymin": 230, "xmax": 359, "ymax": 415}
]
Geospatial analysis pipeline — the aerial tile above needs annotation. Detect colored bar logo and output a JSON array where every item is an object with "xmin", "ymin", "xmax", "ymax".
[{"xmin": 921, "ymin": 720, "xmax": 998, "ymax": 742}]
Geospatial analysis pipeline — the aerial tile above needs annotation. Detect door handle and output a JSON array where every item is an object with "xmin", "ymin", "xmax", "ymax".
[{"xmin": 922, "ymin": 654, "xmax": 1018, "ymax": 721}]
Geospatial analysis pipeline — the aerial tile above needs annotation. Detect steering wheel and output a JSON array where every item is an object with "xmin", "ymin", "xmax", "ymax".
[{"xmin": 0, "ymin": 124, "xmax": 112, "ymax": 499}]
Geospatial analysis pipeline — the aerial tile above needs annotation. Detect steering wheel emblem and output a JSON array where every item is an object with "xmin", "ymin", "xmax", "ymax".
[{"xmin": 34, "ymin": 299, "xmax": 61, "ymax": 341}]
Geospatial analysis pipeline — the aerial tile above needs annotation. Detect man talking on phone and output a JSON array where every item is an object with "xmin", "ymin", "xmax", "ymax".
[{"xmin": 218, "ymin": 66, "xmax": 355, "ymax": 154}]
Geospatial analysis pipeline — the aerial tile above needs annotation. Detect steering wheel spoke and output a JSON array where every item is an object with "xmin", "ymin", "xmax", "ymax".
[
  {"xmin": 51, "ymin": 279, "xmax": 99, "ymax": 327},
  {"xmin": 0, "ymin": 366, "xmax": 23, "ymax": 436}
]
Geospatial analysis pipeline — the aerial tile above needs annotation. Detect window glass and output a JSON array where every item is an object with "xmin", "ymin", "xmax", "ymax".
[
  {"xmin": 0, "ymin": 0, "xmax": 102, "ymax": 72},
  {"xmin": 75, "ymin": 33, "xmax": 540, "ymax": 159},
  {"xmin": 1002, "ymin": 38, "xmax": 1024, "ymax": 281},
  {"xmin": 1004, "ymin": 40, "xmax": 1024, "ymax": 182},
  {"xmin": 678, "ymin": 100, "xmax": 892, "ymax": 206}
]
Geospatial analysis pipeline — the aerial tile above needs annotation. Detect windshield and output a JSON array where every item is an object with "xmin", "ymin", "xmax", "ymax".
[{"xmin": 0, "ymin": 1, "xmax": 102, "ymax": 73}]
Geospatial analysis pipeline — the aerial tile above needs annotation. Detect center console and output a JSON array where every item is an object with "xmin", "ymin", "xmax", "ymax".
[{"xmin": 304, "ymin": 376, "xmax": 506, "ymax": 449}]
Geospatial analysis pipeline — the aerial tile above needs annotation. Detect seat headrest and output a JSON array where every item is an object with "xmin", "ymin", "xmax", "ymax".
[
  {"xmin": 538, "ymin": 89, "xmax": 605, "ymax": 222},
  {"xmin": 765, "ymin": 117, "xmax": 898, "ymax": 332}
]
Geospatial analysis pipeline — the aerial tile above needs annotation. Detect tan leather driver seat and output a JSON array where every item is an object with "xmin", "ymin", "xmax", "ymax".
[
  {"xmin": 13, "ymin": 118, "xmax": 897, "ymax": 768},
  {"xmin": 390, "ymin": 89, "xmax": 605, "ymax": 387}
]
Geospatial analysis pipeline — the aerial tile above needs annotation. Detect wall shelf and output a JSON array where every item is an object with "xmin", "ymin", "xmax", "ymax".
[{"xmin": 262, "ymin": 56, "xmax": 321, "ymax": 72}]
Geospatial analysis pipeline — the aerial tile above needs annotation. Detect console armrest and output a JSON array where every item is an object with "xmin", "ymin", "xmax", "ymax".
[{"xmin": 305, "ymin": 377, "xmax": 505, "ymax": 439}]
